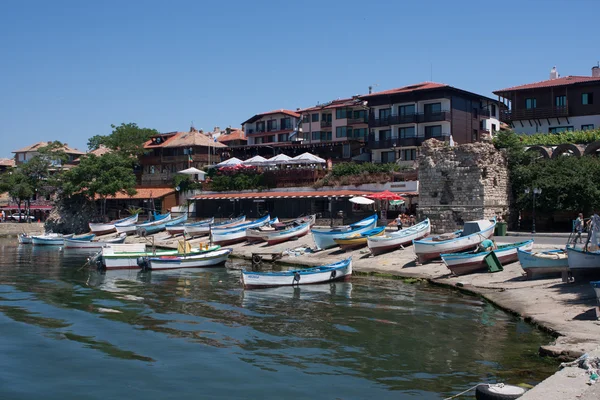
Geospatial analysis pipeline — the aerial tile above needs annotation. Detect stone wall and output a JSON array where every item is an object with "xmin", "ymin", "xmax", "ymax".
[{"xmin": 417, "ymin": 139, "xmax": 510, "ymax": 233}]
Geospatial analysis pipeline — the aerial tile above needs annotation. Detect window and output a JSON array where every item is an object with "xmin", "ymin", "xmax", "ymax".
[
  {"xmin": 555, "ymin": 95, "xmax": 566, "ymax": 107},
  {"xmin": 398, "ymin": 104, "xmax": 415, "ymax": 116},
  {"xmin": 582, "ymin": 124, "xmax": 595, "ymax": 131},
  {"xmin": 379, "ymin": 129, "xmax": 391, "ymax": 141},
  {"xmin": 351, "ymin": 128, "xmax": 367, "ymax": 139},
  {"xmin": 399, "ymin": 126, "xmax": 416, "ymax": 138},
  {"xmin": 549, "ymin": 126, "xmax": 574, "ymax": 133},
  {"xmin": 255, "ymin": 137, "xmax": 263, "ymax": 144},
  {"xmin": 256, "ymin": 122, "xmax": 265, "ymax": 132},
  {"xmin": 401, "ymin": 149, "xmax": 417, "ymax": 161},
  {"xmin": 312, "ymin": 131, "xmax": 321, "ymax": 140},
  {"xmin": 583, "ymin": 93, "xmax": 594, "ymax": 105},
  {"xmin": 278, "ymin": 133, "xmax": 289, "ymax": 142},
  {"xmin": 313, "ymin": 131, "xmax": 331, "ymax": 141},
  {"xmin": 378, "ymin": 108, "xmax": 391, "ymax": 120},
  {"xmin": 525, "ymin": 98, "xmax": 537, "ymax": 109},
  {"xmin": 424, "ymin": 103, "xmax": 442, "ymax": 114},
  {"xmin": 280, "ymin": 118, "xmax": 292, "ymax": 130},
  {"xmin": 381, "ymin": 151, "xmax": 396, "ymax": 163},
  {"xmin": 336, "ymin": 126, "xmax": 349, "ymax": 138},
  {"xmin": 302, "ymin": 132, "xmax": 311, "ymax": 140},
  {"xmin": 352, "ymin": 110, "xmax": 367, "ymax": 120},
  {"xmin": 267, "ymin": 120, "xmax": 278, "ymax": 131},
  {"xmin": 265, "ymin": 135, "xmax": 275, "ymax": 143},
  {"xmin": 311, "ymin": 113, "xmax": 319, "ymax": 122},
  {"xmin": 322, "ymin": 113, "xmax": 332, "ymax": 123},
  {"xmin": 425, "ymin": 125, "xmax": 442, "ymax": 137},
  {"xmin": 336, "ymin": 108, "xmax": 352, "ymax": 119},
  {"xmin": 322, "ymin": 131, "xmax": 332, "ymax": 141},
  {"xmin": 302, "ymin": 115, "xmax": 309, "ymax": 123},
  {"xmin": 491, "ymin": 104, "xmax": 497, "ymax": 117},
  {"xmin": 472, "ymin": 129, "xmax": 478, "ymax": 142},
  {"xmin": 343, "ymin": 143, "xmax": 350, "ymax": 158}
]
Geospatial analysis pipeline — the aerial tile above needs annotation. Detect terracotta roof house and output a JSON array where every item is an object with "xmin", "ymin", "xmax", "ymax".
[
  {"xmin": 0, "ymin": 158, "xmax": 15, "ymax": 173},
  {"xmin": 12, "ymin": 141, "xmax": 85, "ymax": 166},
  {"xmin": 217, "ymin": 128, "xmax": 246, "ymax": 146},
  {"xmin": 494, "ymin": 65, "xmax": 600, "ymax": 134},
  {"xmin": 72, "ymin": 145, "xmax": 112, "ymax": 164}
]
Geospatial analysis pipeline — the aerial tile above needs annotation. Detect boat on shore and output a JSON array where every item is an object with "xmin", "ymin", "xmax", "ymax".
[
  {"xmin": 211, "ymin": 215, "xmax": 271, "ymax": 245},
  {"xmin": 261, "ymin": 221, "xmax": 311, "ymax": 245},
  {"xmin": 241, "ymin": 258, "xmax": 352, "ymax": 289},
  {"xmin": 311, "ymin": 214, "xmax": 378, "ymax": 250},
  {"xmin": 517, "ymin": 248, "xmax": 569, "ymax": 279},
  {"xmin": 247, "ymin": 216, "xmax": 311, "ymax": 243},
  {"xmin": 367, "ymin": 219, "xmax": 430, "ymax": 255},
  {"xmin": 64, "ymin": 234, "xmax": 127, "ymax": 249},
  {"xmin": 89, "ymin": 214, "xmax": 138, "ymax": 235},
  {"xmin": 99, "ymin": 244, "xmax": 220, "ymax": 269},
  {"xmin": 591, "ymin": 281, "xmax": 600, "ymax": 311},
  {"xmin": 413, "ymin": 218, "xmax": 496, "ymax": 263},
  {"xmin": 441, "ymin": 240, "xmax": 533, "ymax": 276},
  {"xmin": 166, "ymin": 217, "xmax": 214, "ymax": 236},
  {"xmin": 137, "ymin": 213, "xmax": 187, "ymax": 236},
  {"xmin": 143, "ymin": 248, "xmax": 232, "ymax": 270},
  {"xmin": 184, "ymin": 216, "xmax": 246, "ymax": 238},
  {"xmin": 334, "ymin": 227, "xmax": 385, "ymax": 251},
  {"xmin": 134, "ymin": 213, "xmax": 172, "ymax": 236},
  {"xmin": 31, "ymin": 233, "xmax": 77, "ymax": 246},
  {"xmin": 566, "ymin": 246, "xmax": 600, "ymax": 277}
]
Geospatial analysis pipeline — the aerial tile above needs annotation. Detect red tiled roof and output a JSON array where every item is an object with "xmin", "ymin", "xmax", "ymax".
[
  {"xmin": 217, "ymin": 129, "xmax": 246, "ymax": 143},
  {"xmin": 99, "ymin": 187, "xmax": 175, "ymax": 200},
  {"xmin": 298, "ymin": 97, "xmax": 365, "ymax": 112},
  {"xmin": 195, "ymin": 189, "xmax": 377, "ymax": 200},
  {"xmin": 359, "ymin": 82, "xmax": 449, "ymax": 98},
  {"xmin": 0, "ymin": 158, "xmax": 15, "ymax": 167},
  {"xmin": 494, "ymin": 76, "xmax": 600, "ymax": 94},
  {"xmin": 143, "ymin": 131, "xmax": 226, "ymax": 149},
  {"xmin": 12, "ymin": 141, "xmax": 85, "ymax": 155},
  {"xmin": 241, "ymin": 109, "xmax": 301, "ymax": 125}
]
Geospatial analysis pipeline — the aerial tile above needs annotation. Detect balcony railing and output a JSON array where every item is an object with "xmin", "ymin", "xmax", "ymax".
[
  {"xmin": 500, "ymin": 106, "xmax": 569, "ymax": 123},
  {"xmin": 417, "ymin": 111, "xmax": 451, "ymax": 123},
  {"xmin": 369, "ymin": 111, "xmax": 450, "ymax": 127},
  {"xmin": 347, "ymin": 117, "xmax": 368, "ymax": 125},
  {"xmin": 320, "ymin": 120, "xmax": 332, "ymax": 128},
  {"xmin": 367, "ymin": 133, "xmax": 449, "ymax": 149}
]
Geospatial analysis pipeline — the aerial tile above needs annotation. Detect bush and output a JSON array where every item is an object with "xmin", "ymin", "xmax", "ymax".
[
  {"xmin": 493, "ymin": 129, "xmax": 600, "ymax": 147},
  {"xmin": 331, "ymin": 162, "xmax": 401, "ymax": 177}
]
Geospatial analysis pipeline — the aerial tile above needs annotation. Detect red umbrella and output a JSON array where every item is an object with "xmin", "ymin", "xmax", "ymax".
[{"xmin": 366, "ymin": 190, "xmax": 405, "ymax": 201}]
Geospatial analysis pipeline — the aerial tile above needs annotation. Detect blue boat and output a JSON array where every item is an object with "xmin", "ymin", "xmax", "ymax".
[
  {"xmin": 441, "ymin": 240, "xmax": 533, "ymax": 276},
  {"xmin": 517, "ymin": 248, "xmax": 569, "ymax": 279},
  {"xmin": 211, "ymin": 214, "xmax": 270, "ymax": 232},
  {"xmin": 311, "ymin": 214, "xmax": 378, "ymax": 250}
]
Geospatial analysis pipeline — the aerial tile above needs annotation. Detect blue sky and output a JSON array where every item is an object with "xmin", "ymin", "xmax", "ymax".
[{"xmin": 0, "ymin": 0, "xmax": 597, "ymax": 158}]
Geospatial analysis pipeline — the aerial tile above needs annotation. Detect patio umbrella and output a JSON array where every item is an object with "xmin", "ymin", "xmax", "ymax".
[
  {"xmin": 242, "ymin": 155, "xmax": 269, "ymax": 165},
  {"xmin": 269, "ymin": 154, "xmax": 292, "ymax": 164},
  {"xmin": 290, "ymin": 152, "xmax": 326, "ymax": 164},
  {"xmin": 349, "ymin": 196, "xmax": 375, "ymax": 205},
  {"xmin": 177, "ymin": 167, "xmax": 206, "ymax": 175},
  {"xmin": 366, "ymin": 190, "xmax": 406, "ymax": 201},
  {"xmin": 215, "ymin": 157, "xmax": 242, "ymax": 168}
]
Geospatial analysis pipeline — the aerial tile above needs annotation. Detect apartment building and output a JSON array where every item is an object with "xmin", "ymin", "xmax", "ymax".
[
  {"xmin": 241, "ymin": 110, "xmax": 301, "ymax": 146},
  {"xmin": 360, "ymin": 82, "xmax": 501, "ymax": 164},
  {"xmin": 494, "ymin": 66, "xmax": 600, "ymax": 134},
  {"xmin": 12, "ymin": 142, "xmax": 85, "ymax": 167}
]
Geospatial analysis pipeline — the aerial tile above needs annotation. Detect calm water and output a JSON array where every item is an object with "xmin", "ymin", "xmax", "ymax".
[{"xmin": 0, "ymin": 239, "xmax": 556, "ymax": 399}]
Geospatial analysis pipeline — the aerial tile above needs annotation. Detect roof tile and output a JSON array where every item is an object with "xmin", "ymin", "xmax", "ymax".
[{"xmin": 494, "ymin": 75, "xmax": 600, "ymax": 94}]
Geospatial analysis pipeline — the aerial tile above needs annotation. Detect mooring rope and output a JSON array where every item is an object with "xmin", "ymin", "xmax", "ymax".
[{"xmin": 443, "ymin": 383, "xmax": 486, "ymax": 400}]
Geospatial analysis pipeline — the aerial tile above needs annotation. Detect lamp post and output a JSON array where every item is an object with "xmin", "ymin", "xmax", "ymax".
[{"xmin": 525, "ymin": 187, "xmax": 542, "ymax": 234}]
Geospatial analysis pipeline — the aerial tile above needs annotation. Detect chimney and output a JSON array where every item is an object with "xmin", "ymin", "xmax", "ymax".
[
  {"xmin": 549, "ymin": 66, "xmax": 559, "ymax": 80},
  {"xmin": 368, "ymin": 85, "xmax": 372, "ymax": 94},
  {"xmin": 593, "ymin": 64, "xmax": 600, "ymax": 78}
]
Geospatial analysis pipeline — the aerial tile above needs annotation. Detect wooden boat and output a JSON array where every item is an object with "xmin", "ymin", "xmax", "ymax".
[
  {"xmin": 241, "ymin": 258, "xmax": 352, "ymax": 289},
  {"xmin": 100, "ymin": 244, "xmax": 221, "ymax": 269},
  {"xmin": 517, "ymin": 248, "xmax": 569, "ymax": 279},
  {"xmin": 566, "ymin": 246, "xmax": 600, "ymax": 276},
  {"xmin": 413, "ymin": 218, "xmax": 496, "ymax": 263},
  {"xmin": 64, "ymin": 234, "xmax": 126, "ymax": 249},
  {"xmin": 441, "ymin": 240, "xmax": 533, "ymax": 276},
  {"xmin": 166, "ymin": 217, "xmax": 214, "ymax": 236},
  {"xmin": 247, "ymin": 216, "xmax": 310, "ymax": 243},
  {"xmin": 134, "ymin": 213, "xmax": 172, "ymax": 236},
  {"xmin": 261, "ymin": 221, "xmax": 311, "ymax": 246},
  {"xmin": 333, "ymin": 227, "xmax": 385, "ymax": 251},
  {"xmin": 211, "ymin": 215, "xmax": 271, "ymax": 245},
  {"xmin": 115, "ymin": 215, "xmax": 144, "ymax": 235},
  {"xmin": 31, "ymin": 233, "xmax": 76, "ymax": 246},
  {"xmin": 184, "ymin": 215, "xmax": 246, "ymax": 238},
  {"xmin": 367, "ymin": 219, "xmax": 430, "ymax": 255},
  {"xmin": 211, "ymin": 214, "xmax": 270, "ymax": 232},
  {"xmin": 18, "ymin": 233, "xmax": 32, "ymax": 244},
  {"xmin": 311, "ymin": 214, "xmax": 378, "ymax": 250},
  {"xmin": 89, "ymin": 214, "xmax": 138, "ymax": 235},
  {"xmin": 144, "ymin": 248, "xmax": 232, "ymax": 270}
]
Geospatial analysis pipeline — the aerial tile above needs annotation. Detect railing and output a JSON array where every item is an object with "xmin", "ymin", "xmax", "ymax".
[
  {"xmin": 500, "ymin": 106, "xmax": 569, "ymax": 122},
  {"xmin": 367, "ymin": 133, "xmax": 449, "ymax": 149},
  {"xmin": 347, "ymin": 117, "xmax": 368, "ymax": 125},
  {"xmin": 416, "ymin": 111, "xmax": 451, "ymax": 123},
  {"xmin": 369, "ymin": 111, "xmax": 450, "ymax": 126},
  {"xmin": 321, "ymin": 120, "xmax": 332, "ymax": 128}
]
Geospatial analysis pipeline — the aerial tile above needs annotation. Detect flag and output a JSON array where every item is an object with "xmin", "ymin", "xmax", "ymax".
[{"xmin": 188, "ymin": 154, "xmax": 193, "ymax": 163}]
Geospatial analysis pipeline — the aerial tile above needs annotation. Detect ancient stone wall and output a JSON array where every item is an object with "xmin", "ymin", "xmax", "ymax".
[{"xmin": 417, "ymin": 140, "xmax": 510, "ymax": 233}]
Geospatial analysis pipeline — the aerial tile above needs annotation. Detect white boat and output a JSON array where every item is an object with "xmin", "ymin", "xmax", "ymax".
[
  {"xmin": 242, "ymin": 258, "xmax": 352, "ymax": 289},
  {"xmin": 246, "ymin": 216, "xmax": 310, "ymax": 243},
  {"xmin": 166, "ymin": 217, "xmax": 213, "ymax": 236},
  {"xmin": 31, "ymin": 233, "xmax": 76, "ymax": 246},
  {"xmin": 566, "ymin": 246, "xmax": 600, "ymax": 275},
  {"xmin": 114, "ymin": 214, "xmax": 142, "ymax": 235},
  {"xmin": 184, "ymin": 216, "xmax": 246, "ymax": 238},
  {"xmin": 64, "ymin": 234, "xmax": 126, "ymax": 249},
  {"xmin": 134, "ymin": 213, "xmax": 172, "ymax": 236},
  {"xmin": 89, "ymin": 214, "xmax": 138, "ymax": 235},
  {"xmin": 145, "ymin": 248, "xmax": 232, "ymax": 270},
  {"xmin": 413, "ymin": 218, "xmax": 496, "ymax": 263},
  {"xmin": 211, "ymin": 214, "xmax": 270, "ymax": 232},
  {"xmin": 311, "ymin": 214, "xmax": 378, "ymax": 250},
  {"xmin": 441, "ymin": 240, "xmax": 533, "ymax": 276},
  {"xmin": 211, "ymin": 215, "xmax": 271, "ymax": 245},
  {"xmin": 367, "ymin": 219, "xmax": 431, "ymax": 255},
  {"xmin": 517, "ymin": 248, "xmax": 569, "ymax": 279},
  {"xmin": 18, "ymin": 233, "xmax": 33, "ymax": 244},
  {"xmin": 262, "ymin": 221, "xmax": 311, "ymax": 245},
  {"xmin": 591, "ymin": 281, "xmax": 600, "ymax": 310},
  {"xmin": 100, "ymin": 244, "xmax": 220, "ymax": 270}
]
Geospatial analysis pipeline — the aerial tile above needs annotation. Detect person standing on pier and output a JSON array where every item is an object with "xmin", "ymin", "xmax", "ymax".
[
  {"xmin": 395, "ymin": 215, "xmax": 403, "ymax": 231},
  {"xmin": 572, "ymin": 213, "xmax": 584, "ymax": 244}
]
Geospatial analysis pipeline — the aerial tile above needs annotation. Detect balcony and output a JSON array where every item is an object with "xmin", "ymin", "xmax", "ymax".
[
  {"xmin": 321, "ymin": 120, "xmax": 332, "ymax": 128},
  {"xmin": 370, "ymin": 112, "xmax": 446, "ymax": 127},
  {"xmin": 500, "ymin": 106, "xmax": 569, "ymax": 123},
  {"xmin": 416, "ymin": 111, "xmax": 451, "ymax": 123},
  {"xmin": 347, "ymin": 117, "xmax": 368, "ymax": 125},
  {"xmin": 367, "ymin": 135, "xmax": 423, "ymax": 149}
]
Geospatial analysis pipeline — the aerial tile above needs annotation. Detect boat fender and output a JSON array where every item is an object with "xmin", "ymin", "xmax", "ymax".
[
  {"xmin": 293, "ymin": 271, "xmax": 301, "ymax": 284},
  {"xmin": 137, "ymin": 256, "xmax": 149, "ymax": 269},
  {"xmin": 475, "ymin": 383, "xmax": 526, "ymax": 400},
  {"xmin": 330, "ymin": 270, "xmax": 337, "ymax": 279}
]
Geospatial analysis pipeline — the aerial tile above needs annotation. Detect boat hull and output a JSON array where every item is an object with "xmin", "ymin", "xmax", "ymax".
[
  {"xmin": 368, "ymin": 219, "xmax": 431, "ymax": 255},
  {"xmin": 147, "ymin": 249, "xmax": 232, "ymax": 270},
  {"xmin": 242, "ymin": 258, "xmax": 352, "ymax": 288},
  {"xmin": 64, "ymin": 236, "xmax": 126, "ymax": 249},
  {"xmin": 263, "ymin": 222, "xmax": 310, "ymax": 246},
  {"xmin": 311, "ymin": 215, "xmax": 378, "ymax": 250},
  {"xmin": 88, "ymin": 223, "xmax": 116, "ymax": 235},
  {"xmin": 31, "ymin": 234, "xmax": 73, "ymax": 246},
  {"xmin": 212, "ymin": 230, "xmax": 248, "ymax": 246},
  {"xmin": 442, "ymin": 241, "xmax": 533, "ymax": 276},
  {"xmin": 101, "ymin": 245, "xmax": 220, "ymax": 270},
  {"xmin": 567, "ymin": 247, "xmax": 600, "ymax": 277},
  {"xmin": 184, "ymin": 216, "xmax": 246, "ymax": 238},
  {"xmin": 18, "ymin": 234, "xmax": 32, "ymax": 244},
  {"xmin": 517, "ymin": 249, "xmax": 569, "ymax": 279}
]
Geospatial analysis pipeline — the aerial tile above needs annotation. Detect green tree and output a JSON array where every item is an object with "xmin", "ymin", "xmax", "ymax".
[
  {"xmin": 0, "ymin": 170, "xmax": 34, "ymax": 221},
  {"xmin": 87, "ymin": 123, "xmax": 159, "ymax": 157}
]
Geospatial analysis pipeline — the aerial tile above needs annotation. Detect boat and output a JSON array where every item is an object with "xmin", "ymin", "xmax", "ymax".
[
  {"xmin": 137, "ymin": 213, "xmax": 187, "ymax": 236},
  {"xmin": 134, "ymin": 213, "xmax": 172, "ymax": 236},
  {"xmin": 64, "ymin": 234, "xmax": 127, "ymax": 249},
  {"xmin": 591, "ymin": 281, "xmax": 600, "ymax": 311},
  {"xmin": 311, "ymin": 214, "xmax": 378, "ymax": 250},
  {"xmin": 115, "ymin": 214, "xmax": 144, "ymax": 235},
  {"xmin": 211, "ymin": 215, "xmax": 271, "ymax": 245},
  {"xmin": 18, "ymin": 233, "xmax": 32, "ymax": 244},
  {"xmin": 367, "ymin": 219, "xmax": 430, "ymax": 255},
  {"xmin": 89, "ymin": 214, "xmax": 138, "ymax": 235},
  {"xmin": 211, "ymin": 214, "xmax": 270, "ymax": 232},
  {"xmin": 99, "ymin": 244, "xmax": 221, "ymax": 269},
  {"xmin": 261, "ymin": 221, "xmax": 311, "ymax": 246},
  {"xmin": 333, "ymin": 227, "xmax": 386, "ymax": 251},
  {"xmin": 143, "ymin": 248, "xmax": 232, "ymax": 270},
  {"xmin": 247, "ymin": 216, "xmax": 311, "ymax": 243},
  {"xmin": 166, "ymin": 217, "xmax": 213, "ymax": 236},
  {"xmin": 31, "ymin": 233, "xmax": 75, "ymax": 246},
  {"xmin": 241, "ymin": 257, "xmax": 353, "ymax": 289},
  {"xmin": 441, "ymin": 240, "xmax": 533, "ymax": 276},
  {"xmin": 184, "ymin": 215, "xmax": 246, "ymax": 238},
  {"xmin": 566, "ymin": 246, "xmax": 600, "ymax": 276},
  {"xmin": 517, "ymin": 248, "xmax": 569, "ymax": 279},
  {"xmin": 413, "ymin": 218, "xmax": 496, "ymax": 263}
]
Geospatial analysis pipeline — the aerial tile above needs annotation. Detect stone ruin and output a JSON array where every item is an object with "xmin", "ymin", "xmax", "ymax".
[{"xmin": 417, "ymin": 139, "xmax": 510, "ymax": 234}]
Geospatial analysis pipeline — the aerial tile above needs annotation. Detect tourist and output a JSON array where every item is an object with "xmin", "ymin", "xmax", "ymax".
[
  {"xmin": 409, "ymin": 215, "xmax": 416, "ymax": 226},
  {"xmin": 478, "ymin": 239, "xmax": 496, "ymax": 252},
  {"xmin": 588, "ymin": 212, "xmax": 600, "ymax": 251},
  {"xmin": 573, "ymin": 213, "xmax": 584, "ymax": 244},
  {"xmin": 0, "ymin": 210, "xmax": 4, "ymax": 222},
  {"xmin": 395, "ymin": 215, "xmax": 403, "ymax": 231}
]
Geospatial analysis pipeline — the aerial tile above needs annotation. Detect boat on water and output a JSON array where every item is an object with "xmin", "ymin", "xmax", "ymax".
[
  {"xmin": 89, "ymin": 214, "xmax": 138, "ymax": 235},
  {"xmin": 311, "ymin": 214, "xmax": 378, "ymax": 250},
  {"xmin": 18, "ymin": 233, "xmax": 33, "ymax": 244},
  {"xmin": 99, "ymin": 243, "xmax": 221, "ymax": 269},
  {"xmin": 333, "ymin": 226, "xmax": 385, "ymax": 251},
  {"xmin": 247, "ymin": 216, "xmax": 311, "ymax": 243},
  {"xmin": 441, "ymin": 240, "xmax": 533, "ymax": 276},
  {"xmin": 31, "ymin": 233, "xmax": 77, "ymax": 246},
  {"xmin": 261, "ymin": 221, "xmax": 311, "ymax": 245},
  {"xmin": 166, "ymin": 217, "xmax": 214, "ymax": 236},
  {"xmin": 137, "ymin": 213, "xmax": 187, "ymax": 236},
  {"xmin": 566, "ymin": 246, "xmax": 600, "ymax": 277},
  {"xmin": 367, "ymin": 219, "xmax": 430, "ymax": 255},
  {"xmin": 517, "ymin": 248, "xmax": 569, "ymax": 279},
  {"xmin": 143, "ymin": 248, "xmax": 232, "ymax": 270},
  {"xmin": 413, "ymin": 218, "xmax": 496, "ymax": 263},
  {"xmin": 64, "ymin": 234, "xmax": 127, "ymax": 249},
  {"xmin": 184, "ymin": 215, "xmax": 246, "ymax": 238},
  {"xmin": 241, "ymin": 257, "xmax": 353, "ymax": 289},
  {"xmin": 211, "ymin": 215, "xmax": 271, "ymax": 245}
]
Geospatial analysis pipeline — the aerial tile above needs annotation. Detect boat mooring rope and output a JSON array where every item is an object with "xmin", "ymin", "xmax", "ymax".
[{"xmin": 443, "ymin": 383, "xmax": 486, "ymax": 399}]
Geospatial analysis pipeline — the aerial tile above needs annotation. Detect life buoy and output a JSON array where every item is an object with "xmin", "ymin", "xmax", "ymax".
[
  {"xmin": 475, "ymin": 383, "xmax": 526, "ymax": 400},
  {"xmin": 252, "ymin": 254, "xmax": 262, "ymax": 264}
]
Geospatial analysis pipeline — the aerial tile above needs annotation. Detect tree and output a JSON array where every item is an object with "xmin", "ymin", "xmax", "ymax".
[
  {"xmin": 87, "ymin": 123, "xmax": 159, "ymax": 157},
  {"xmin": 0, "ymin": 170, "xmax": 34, "ymax": 222}
]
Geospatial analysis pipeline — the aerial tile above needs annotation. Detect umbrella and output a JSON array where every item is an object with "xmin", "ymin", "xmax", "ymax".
[
  {"xmin": 366, "ymin": 190, "xmax": 406, "ymax": 201},
  {"xmin": 242, "ymin": 155, "xmax": 269, "ymax": 165},
  {"xmin": 215, "ymin": 157, "xmax": 242, "ymax": 168},
  {"xmin": 290, "ymin": 152, "xmax": 326, "ymax": 164},
  {"xmin": 269, "ymin": 154, "xmax": 292, "ymax": 164},
  {"xmin": 178, "ymin": 167, "xmax": 206, "ymax": 175},
  {"xmin": 349, "ymin": 196, "xmax": 375, "ymax": 205}
]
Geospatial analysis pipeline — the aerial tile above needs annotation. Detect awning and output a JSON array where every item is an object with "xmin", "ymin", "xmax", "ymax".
[
  {"xmin": 194, "ymin": 190, "xmax": 372, "ymax": 200},
  {"xmin": 99, "ymin": 187, "xmax": 176, "ymax": 200},
  {"xmin": 0, "ymin": 205, "xmax": 53, "ymax": 210}
]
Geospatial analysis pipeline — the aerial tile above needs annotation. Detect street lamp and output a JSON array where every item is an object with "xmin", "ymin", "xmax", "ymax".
[{"xmin": 524, "ymin": 187, "xmax": 542, "ymax": 233}]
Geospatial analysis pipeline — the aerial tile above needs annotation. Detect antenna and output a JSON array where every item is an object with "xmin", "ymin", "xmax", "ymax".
[{"xmin": 368, "ymin": 84, "xmax": 379, "ymax": 94}]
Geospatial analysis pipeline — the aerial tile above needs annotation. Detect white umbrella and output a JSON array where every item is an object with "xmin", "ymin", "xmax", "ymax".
[
  {"xmin": 215, "ymin": 157, "xmax": 242, "ymax": 167},
  {"xmin": 270, "ymin": 154, "xmax": 292, "ymax": 164},
  {"xmin": 242, "ymin": 155, "xmax": 269, "ymax": 165},
  {"xmin": 178, "ymin": 167, "xmax": 206, "ymax": 175},
  {"xmin": 290, "ymin": 152, "xmax": 326, "ymax": 164},
  {"xmin": 349, "ymin": 196, "xmax": 374, "ymax": 205}
]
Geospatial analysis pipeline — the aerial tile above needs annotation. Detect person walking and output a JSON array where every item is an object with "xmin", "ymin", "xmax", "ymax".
[
  {"xmin": 573, "ymin": 213, "xmax": 584, "ymax": 244},
  {"xmin": 395, "ymin": 215, "xmax": 403, "ymax": 231}
]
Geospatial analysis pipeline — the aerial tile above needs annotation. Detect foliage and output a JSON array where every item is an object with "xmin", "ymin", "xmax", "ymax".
[
  {"xmin": 331, "ymin": 162, "xmax": 403, "ymax": 177},
  {"xmin": 172, "ymin": 174, "xmax": 202, "ymax": 192},
  {"xmin": 0, "ymin": 170, "xmax": 34, "ymax": 214},
  {"xmin": 209, "ymin": 167, "xmax": 266, "ymax": 192},
  {"xmin": 87, "ymin": 123, "xmax": 159, "ymax": 157},
  {"xmin": 127, "ymin": 206, "xmax": 143, "ymax": 215},
  {"xmin": 493, "ymin": 128, "xmax": 600, "ymax": 147}
]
